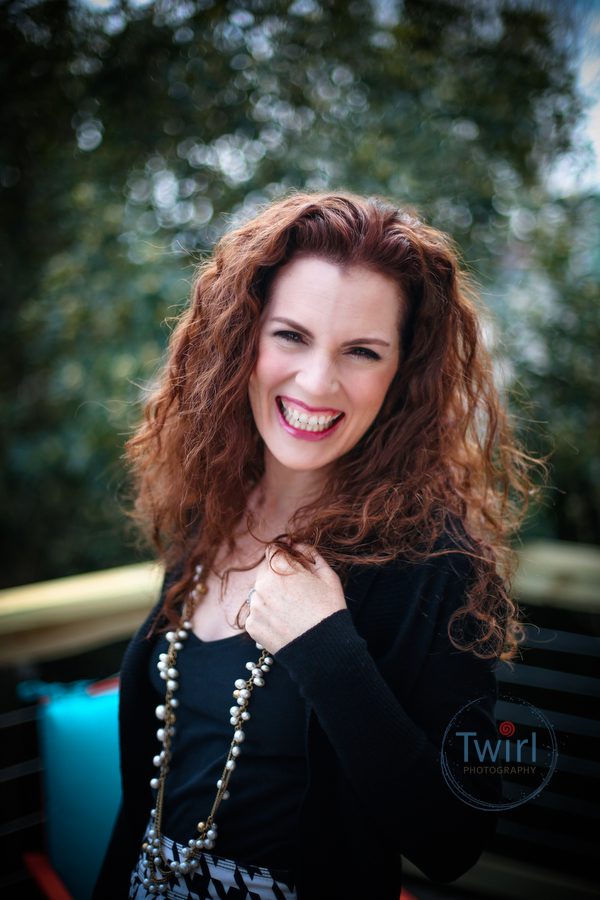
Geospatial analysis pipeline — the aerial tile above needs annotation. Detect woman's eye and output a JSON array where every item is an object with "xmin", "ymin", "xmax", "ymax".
[
  {"xmin": 272, "ymin": 331, "xmax": 380, "ymax": 360},
  {"xmin": 273, "ymin": 330, "xmax": 304, "ymax": 344},
  {"xmin": 349, "ymin": 346, "xmax": 381, "ymax": 360}
]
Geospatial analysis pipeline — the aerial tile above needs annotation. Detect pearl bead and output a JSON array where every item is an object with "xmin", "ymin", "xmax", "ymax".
[
  {"xmin": 150, "ymin": 777, "xmax": 159, "ymax": 789},
  {"xmin": 197, "ymin": 821, "xmax": 206, "ymax": 831},
  {"xmin": 261, "ymin": 664, "xmax": 270, "ymax": 672},
  {"xmin": 150, "ymin": 808, "xmax": 156, "ymax": 816},
  {"xmin": 236, "ymin": 697, "xmax": 245, "ymax": 706},
  {"xmin": 253, "ymin": 676, "xmax": 265, "ymax": 687},
  {"xmin": 251, "ymin": 667, "xmax": 261, "ymax": 677},
  {"xmin": 234, "ymin": 678, "xmax": 245, "ymax": 689},
  {"xmin": 180, "ymin": 863, "xmax": 189, "ymax": 874},
  {"xmin": 245, "ymin": 661, "xmax": 254, "ymax": 670},
  {"xmin": 166, "ymin": 631, "xmax": 175, "ymax": 642},
  {"xmin": 240, "ymin": 688, "xmax": 250, "ymax": 699},
  {"xmin": 216, "ymin": 778, "xmax": 223, "ymax": 788},
  {"xmin": 156, "ymin": 728, "xmax": 165, "ymax": 741},
  {"xmin": 169, "ymin": 697, "xmax": 179, "ymax": 708},
  {"xmin": 264, "ymin": 656, "xmax": 273, "ymax": 665},
  {"xmin": 188, "ymin": 839, "xmax": 195, "ymax": 848},
  {"xmin": 255, "ymin": 642, "xmax": 264, "ymax": 649},
  {"xmin": 178, "ymin": 630, "xmax": 188, "ymax": 640},
  {"xmin": 167, "ymin": 668, "xmax": 178, "ymax": 679},
  {"xmin": 155, "ymin": 705, "xmax": 165, "ymax": 720},
  {"xmin": 167, "ymin": 679, "xmax": 178, "ymax": 691},
  {"xmin": 241, "ymin": 711, "xmax": 250, "ymax": 720},
  {"xmin": 225, "ymin": 759, "xmax": 236, "ymax": 770},
  {"xmin": 229, "ymin": 705, "xmax": 240, "ymax": 716},
  {"xmin": 205, "ymin": 839, "xmax": 215, "ymax": 850},
  {"xmin": 233, "ymin": 729, "xmax": 245, "ymax": 742},
  {"xmin": 159, "ymin": 671, "xmax": 167, "ymax": 680},
  {"xmin": 169, "ymin": 861, "xmax": 178, "ymax": 871},
  {"xmin": 195, "ymin": 839, "xmax": 205, "ymax": 849},
  {"xmin": 206, "ymin": 828, "xmax": 217, "ymax": 840},
  {"xmin": 153, "ymin": 755, "xmax": 162, "ymax": 767},
  {"xmin": 229, "ymin": 716, "xmax": 237, "ymax": 725},
  {"xmin": 231, "ymin": 745, "xmax": 241, "ymax": 757},
  {"xmin": 174, "ymin": 642, "xmax": 183, "ymax": 650}
]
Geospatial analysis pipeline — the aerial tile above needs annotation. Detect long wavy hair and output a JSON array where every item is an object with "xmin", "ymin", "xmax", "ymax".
[{"xmin": 125, "ymin": 190, "xmax": 541, "ymax": 661}]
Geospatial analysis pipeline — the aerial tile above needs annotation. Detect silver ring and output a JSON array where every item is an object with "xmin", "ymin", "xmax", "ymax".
[{"xmin": 246, "ymin": 587, "xmax": 257, "ymax": 608}]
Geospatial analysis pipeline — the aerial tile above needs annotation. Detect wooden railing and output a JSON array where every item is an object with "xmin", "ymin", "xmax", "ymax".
[
  {"xmin": 0, "ymin": 539, "xmax": 599, "ymax": 665},
  {"xmin": 0, "ymin": 561, "xmax": 164, "ymax": 665}
]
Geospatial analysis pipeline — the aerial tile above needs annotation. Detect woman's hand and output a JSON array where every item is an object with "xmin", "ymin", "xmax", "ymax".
[{"xmin": 244, "ymin": 544, "xmax": 347, "ymax": 655}]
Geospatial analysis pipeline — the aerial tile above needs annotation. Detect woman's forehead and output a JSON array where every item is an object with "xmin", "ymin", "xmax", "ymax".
[{"xmin": 266, "ymin": 255, "xmax": 405, "ymax": 335}]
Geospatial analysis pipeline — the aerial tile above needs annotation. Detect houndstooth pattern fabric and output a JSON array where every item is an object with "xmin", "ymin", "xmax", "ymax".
[{"xmin": 129, "ymin": 822, "xmax": 297, "ymax": 900}]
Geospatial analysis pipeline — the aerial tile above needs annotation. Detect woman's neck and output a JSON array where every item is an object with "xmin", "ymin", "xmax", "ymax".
[{"xmin": 250, "ymin": 451, "xmax": 327, "ymax": 538}]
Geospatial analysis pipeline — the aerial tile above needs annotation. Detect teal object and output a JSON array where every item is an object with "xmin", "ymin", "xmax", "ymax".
[{"xmin": 34, "ymin": 681, "xmax": 121, "ymax": 900}]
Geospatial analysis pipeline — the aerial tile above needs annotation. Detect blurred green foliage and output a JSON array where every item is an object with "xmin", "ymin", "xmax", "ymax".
[{"xmin": 0, "ymin": 0, "xmax": 597, "ymax": 587}]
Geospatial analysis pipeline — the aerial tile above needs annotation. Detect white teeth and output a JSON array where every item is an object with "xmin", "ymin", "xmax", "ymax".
[{"xmin": 279, "ymin": 400, "xmax": 341, "ymax": 432}]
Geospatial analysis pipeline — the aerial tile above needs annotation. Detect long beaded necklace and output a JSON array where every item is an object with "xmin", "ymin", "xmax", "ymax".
[{"xmin": 141, "ymin": 564, "xmax": 274, "ymax": 895}]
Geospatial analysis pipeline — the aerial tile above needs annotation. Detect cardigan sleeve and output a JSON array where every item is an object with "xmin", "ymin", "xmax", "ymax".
[{"xmin": 273, "ymin": 550, "xmax": 502, "ymax": 884}]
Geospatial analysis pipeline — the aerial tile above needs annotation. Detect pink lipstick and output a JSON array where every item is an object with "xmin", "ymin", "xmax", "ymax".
[{"xmin": 275, "ymin": 396, "xmax": 345, "ymax": 442}]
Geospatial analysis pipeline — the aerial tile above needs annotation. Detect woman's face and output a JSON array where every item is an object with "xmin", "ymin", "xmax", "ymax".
[{"xmin": 248, "ymin": 255, "xmax": 402, "ymax": 476}]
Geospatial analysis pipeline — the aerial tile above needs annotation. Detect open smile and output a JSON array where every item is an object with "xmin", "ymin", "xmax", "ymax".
[{"xmin": 275, "ymin": 396, "xmax": 345, "ymax": 441}]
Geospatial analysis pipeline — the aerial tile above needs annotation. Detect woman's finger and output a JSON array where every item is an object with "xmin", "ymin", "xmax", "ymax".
[
  {"xmin": 292, "ymin": 542, "xmax": 327, "ymax": 570},
  {"xmin": 265, "ymin": 543, "xmax": 296, "ymax": 575}
]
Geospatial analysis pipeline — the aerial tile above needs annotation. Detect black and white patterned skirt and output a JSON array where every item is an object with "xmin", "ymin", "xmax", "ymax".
[{"xmin": 129, "ymin": 824, "xmax": 297, "ymax": 900}]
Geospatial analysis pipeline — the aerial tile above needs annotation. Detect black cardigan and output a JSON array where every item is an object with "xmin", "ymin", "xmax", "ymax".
[{"xmin": 93, "ymin": 545, "xmax": 501, "ymax": 900}]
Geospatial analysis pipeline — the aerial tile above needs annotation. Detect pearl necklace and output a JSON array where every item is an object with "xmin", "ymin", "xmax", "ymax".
[{"xmin": 142, "ymin": 564, "xmax": 274, "ymax": 895}]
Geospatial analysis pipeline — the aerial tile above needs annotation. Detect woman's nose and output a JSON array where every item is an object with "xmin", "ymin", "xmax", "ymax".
[{"xmin": 294, "ymin": 351, "xmax": 339, "ymax": 397}]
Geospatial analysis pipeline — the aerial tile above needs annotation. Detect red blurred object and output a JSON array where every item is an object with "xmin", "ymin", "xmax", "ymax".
[{"xmin": 23, "ymin": 852, "xmax": 73, "ymax": 900}]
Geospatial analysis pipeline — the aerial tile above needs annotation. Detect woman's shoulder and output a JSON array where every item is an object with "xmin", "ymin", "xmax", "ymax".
[
  {"xmin": 343, "ymin": 523, "xmax": 483, "ymax": 649},
  {"xmin": 356, "ymin": 522, "xmax": 475, "ymax": 590}
]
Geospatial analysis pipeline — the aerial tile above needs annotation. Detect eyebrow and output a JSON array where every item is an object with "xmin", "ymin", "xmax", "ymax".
[{"xmin": 269, "ymin": 317, "xmax": 392, "ymax": 348}]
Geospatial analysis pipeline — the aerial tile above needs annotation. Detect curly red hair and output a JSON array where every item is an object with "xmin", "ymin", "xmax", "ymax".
[{"xmin": 125, "ymin": 190, "xmax": 541, "ymax": 661}]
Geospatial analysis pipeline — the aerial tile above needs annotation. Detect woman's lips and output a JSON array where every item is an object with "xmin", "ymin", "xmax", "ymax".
[
  {"xmin": 277, "ymin": 394, "xmax": 344, "ymax": 416},
  {"xmin": 275, "ymin": 397, "xmax": 345, "ymax": 442}
]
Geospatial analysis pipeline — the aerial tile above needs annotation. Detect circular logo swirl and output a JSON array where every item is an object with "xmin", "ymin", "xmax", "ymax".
[{"xmin": 498, "ymin": 720, "xmax": 516, "ymax": 738}]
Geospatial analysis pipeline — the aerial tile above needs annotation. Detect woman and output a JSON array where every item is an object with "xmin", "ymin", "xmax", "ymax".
[{"xmin": 94, "ymin": 191, "xmax": 534, "ymax": 900}]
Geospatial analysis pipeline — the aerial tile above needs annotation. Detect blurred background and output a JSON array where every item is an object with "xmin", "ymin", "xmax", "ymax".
[
  {"xmin": 1, "ymin": 0, "xmax": 599, "ymax": 588},
  {"xmin": 1, "ymin": 1, "xmax": 599, "ymax": 898}
]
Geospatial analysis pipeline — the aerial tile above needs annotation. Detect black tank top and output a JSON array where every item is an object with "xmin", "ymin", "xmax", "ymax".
[{"xmin": 149, "ymin": 629, "xmax": 308, "ymax": 870}]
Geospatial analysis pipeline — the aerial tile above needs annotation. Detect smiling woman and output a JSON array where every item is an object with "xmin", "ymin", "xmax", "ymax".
[
  {"xmin": 248, "ymin": 257, "xmax": 401, "ymax": 469},
  {"xmin": 94, "ymin": 191, "xmax": 539, "ymax": 900}
]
